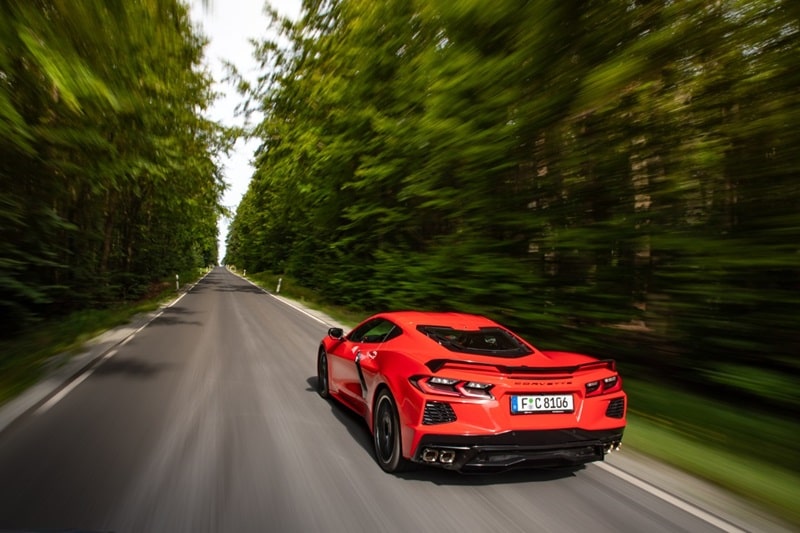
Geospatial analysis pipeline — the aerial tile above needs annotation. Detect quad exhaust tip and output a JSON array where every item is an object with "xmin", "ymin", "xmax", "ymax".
[
  {"xmin": 421, "ymin": 448, "xmax": 439, "ymax": 463},
  {"xmin": 604, "ymin": 441, "xmax": 622, "ymax": 454},
  {"xmin": 439, "ymin": 450, "xmax": 456, "ymax": 464},
  {"xmin": 421, "ymin": 448, "xmax": 457, "ymax": 464}
]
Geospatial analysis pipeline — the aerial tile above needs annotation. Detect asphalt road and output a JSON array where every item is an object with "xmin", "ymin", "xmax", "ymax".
[{"xmin": 0, "ymin": 267, "xmax": 791, "ymax": 533}]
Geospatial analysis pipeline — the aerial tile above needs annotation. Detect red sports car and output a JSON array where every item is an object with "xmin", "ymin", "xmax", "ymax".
[{"xmin": 317, "ymin": 311, "xmax": 626, "ymax": 473}]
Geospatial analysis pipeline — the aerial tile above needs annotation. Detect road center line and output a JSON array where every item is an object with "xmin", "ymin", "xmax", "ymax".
[{"xmin": 594, "ymin": 461, "xmax": 748, "ymax": 533}]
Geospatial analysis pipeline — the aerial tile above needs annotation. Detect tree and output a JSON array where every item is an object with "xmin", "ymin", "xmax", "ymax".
[
  {"xmin": 232, "ymin": 0, "xmax": 800, "ymax": 409},
  {"xmin": 0, "ymin": 0, "xmax": 227, "ymax": 333}
]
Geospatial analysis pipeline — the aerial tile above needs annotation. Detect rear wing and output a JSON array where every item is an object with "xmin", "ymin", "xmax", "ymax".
[{"xmin": 425, "ymin": 358, "xmax": 616, "ymax": 374}]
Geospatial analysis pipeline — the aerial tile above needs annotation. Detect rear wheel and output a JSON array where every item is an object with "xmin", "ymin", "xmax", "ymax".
[
  {"xmin": 317, "ymin": 349, "xmax": 330, "ymax": 398},
  {"xmin": 373, "ymin": 389, "xmax": 409, "ymax": 473}
]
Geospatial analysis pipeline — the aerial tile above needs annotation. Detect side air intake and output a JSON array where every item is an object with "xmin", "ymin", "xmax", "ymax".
[
  {"xmin": 423, "ymin": 401, "xmax": 457, "ymax": 425},
  {"xmin": 606, "ymin": 398, "xmax": 625, "ymax": 419}
]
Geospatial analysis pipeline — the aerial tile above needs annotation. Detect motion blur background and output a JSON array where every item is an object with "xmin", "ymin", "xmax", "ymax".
[
  {"xmin": 1, "ymin": 0, "xmax": 798, "ymax": 526},
  {"xmin": 226, "ymin": 0, "xmax": 800, "ymax": 415}
]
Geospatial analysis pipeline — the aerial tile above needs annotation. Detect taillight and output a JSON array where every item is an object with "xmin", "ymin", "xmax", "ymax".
[
  {"xmin": 603, "ymin": 375, "xmax": 620, "ymax": 391},
  {"xmin": 460, "ymin": 381, "xmax": 494, "ymax": 399},
  {"xmin": 585, "ymin": 374, "xmax": 622, "ymax": 397},
  {"xmin": 410, "ymin": 376, "xmax": 495, "ymax": 400}
]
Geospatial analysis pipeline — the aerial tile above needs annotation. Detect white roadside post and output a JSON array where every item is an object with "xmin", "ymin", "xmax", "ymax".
[
  {"xmin": 276, "ymin": 278, "xmax": 282, "ymax": 293},
  {"xmin": 175, "ymin": 274, "xmax": 179, "ymax": 291}
]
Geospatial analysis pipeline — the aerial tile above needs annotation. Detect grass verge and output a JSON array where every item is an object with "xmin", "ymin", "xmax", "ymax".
[{"xmin": 624, "ymin": 383, "xmax": 800, "ymax": 526}]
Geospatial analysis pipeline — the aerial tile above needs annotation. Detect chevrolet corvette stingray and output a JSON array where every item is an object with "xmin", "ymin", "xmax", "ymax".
[{"xmin": 316, "ymin": 311, "xmax": 626, "ymax": 473}]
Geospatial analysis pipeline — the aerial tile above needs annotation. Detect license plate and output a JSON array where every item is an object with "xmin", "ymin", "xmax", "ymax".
[{"xmin": 510, "ymin": 394, "xmax": 574, "ymax": 414}]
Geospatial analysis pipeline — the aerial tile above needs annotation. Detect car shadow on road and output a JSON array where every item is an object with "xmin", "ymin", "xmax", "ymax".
[
  {"xmin": 304, "ymin": 376, "xmax": 583, "ymax": 486},
  {"xmin": 149, "ymin": 306, "xmax": 204, "ymax": 327},
  {"xmin": 93, "ymin": 357, "xmax": 172, "ymax": 379},
  {"xmin": 212, "ymin": 284, "xmax": 267, "ymax": 294},
  {"xmin": 183, "ymin": 275, "xmax": 266, "ymax": 295}
]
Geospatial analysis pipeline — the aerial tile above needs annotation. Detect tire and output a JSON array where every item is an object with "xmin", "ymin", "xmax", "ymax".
[
  {"xmin": 317, "ymin": 349, "xmax": 330, "ymax": 399},
  {"xmin": 373, "ymin": 389, "xmax": 409, "ymax": 473}
]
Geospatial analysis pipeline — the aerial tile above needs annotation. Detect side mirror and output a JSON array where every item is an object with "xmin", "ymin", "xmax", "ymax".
[{"xmin": 328, "ymin": 327, "xmax": 344, "ymax": 340}]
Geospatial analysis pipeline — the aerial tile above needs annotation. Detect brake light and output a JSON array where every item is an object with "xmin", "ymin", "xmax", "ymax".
[
  {"xmin": 410, "ymin": 376, "xmax": 495, "ymax": 399},
  {"xmin": 585, "ymin": 374, "xmax": 622, "ymax": 397}
]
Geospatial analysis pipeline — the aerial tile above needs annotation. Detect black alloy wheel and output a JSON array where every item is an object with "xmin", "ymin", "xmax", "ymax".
[
  {"xmin": 373, "ymin": 389, "xmax": 408, "ymax": 473},
  {"xmin": 317, "ymin": 349, "xmax": 330, "ymax": 398}
]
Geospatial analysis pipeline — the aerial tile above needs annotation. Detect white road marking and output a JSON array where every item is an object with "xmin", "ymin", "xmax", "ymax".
[
  {"xmin": 35, "ymin": 349, "xmax": 121, "ymax": 415},
  {"xmin": 119, "ymin": 314, "xmax": 153, "ymax": 347},
  {"xmin": 269, "ymin": 295, "xmax": 330, "ymax": 326},
  {"xmin": 33, "ymin": 278, "xmax": 196, "ymax": 415},
  {"xmin": 594, "ymin": 461, "xmax": 748, "ymax": 533},
  {"xmin": 239, "ymin": 275, "xmax": 331, "ymax": 326},
  {"xmin": 167, "ymin": 293, "xmax": 186, "ymax": 308},
  {"xmin": 36, "ymin": 370, "xmax": 94, "ymax": 415}
]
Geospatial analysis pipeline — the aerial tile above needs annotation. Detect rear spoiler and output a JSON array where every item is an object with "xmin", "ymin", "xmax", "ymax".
[{"xmin": 425, "ymin": 358, "xmax": 616, "ymax": 374}]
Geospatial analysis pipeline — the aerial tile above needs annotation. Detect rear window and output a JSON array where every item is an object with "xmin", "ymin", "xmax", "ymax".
[{"xmin": 417, "ymin": 325, "xmax": 532, "ymax": 357}]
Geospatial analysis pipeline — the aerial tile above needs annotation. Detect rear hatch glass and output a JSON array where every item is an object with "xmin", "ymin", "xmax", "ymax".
[{"xmin": 417, "ymin": 325, "xmax": 532, "ymax": 357}]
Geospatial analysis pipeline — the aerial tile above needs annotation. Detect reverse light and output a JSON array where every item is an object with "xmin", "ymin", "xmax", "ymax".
[
  {"xmin": 458, "ymin": 381, "xmax": 494, "ymax": 399},
  {"xmin": 585, "ymin": 374, "xmax": 622, "ymax": 397},
  {"xmin": 410, "ymin": 376, "xmax": 495, "ymax": 399},
  {"xmin": 429, "ymin": 377, "xmax": 458, "ymax": 386}
]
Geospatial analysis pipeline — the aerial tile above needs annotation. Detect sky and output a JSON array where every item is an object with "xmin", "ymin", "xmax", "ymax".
[{"xmin": 189, "ymin": 0, "xmax": 302, "ymax": 261}]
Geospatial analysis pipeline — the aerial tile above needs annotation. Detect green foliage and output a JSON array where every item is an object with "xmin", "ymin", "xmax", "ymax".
[
  {"xmin": 0, "ymin": 0, "xmax": 227, "ymax": 334},
  {"xmin": 229, "ymin": 0, "xmax": 799, "ymax": 413}
]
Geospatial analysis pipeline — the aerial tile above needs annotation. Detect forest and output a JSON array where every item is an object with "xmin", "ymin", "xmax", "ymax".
[
  {"xmin": 1, "ymin": 0, "xmax": 226, "ymax": 335},
  {"xmin": 226, "ymin": 0, "xmax": 799, "ymax": 412}
]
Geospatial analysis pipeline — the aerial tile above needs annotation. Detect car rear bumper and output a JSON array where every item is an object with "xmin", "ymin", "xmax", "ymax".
[{"xmin": 411, "ymin": 428, "xmax": 624, "ymax": 473}]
